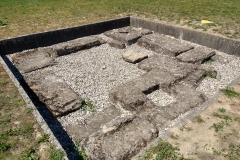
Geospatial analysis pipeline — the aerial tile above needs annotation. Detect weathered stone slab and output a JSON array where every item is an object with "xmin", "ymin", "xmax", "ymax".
[
  {"xmin": 163, "ymin": 83, "xmax": 206, "ymax": 120},
  {"xmin": 24, "ymin": 71, "xmax": 82, "ymax": 117},
  {"xmin": 11, "ymin": 49, "xmax": 56, "ymax": 73},
  {"xmin": 138, "ymin": 54, "xmax": 197, "ymax": 79},
  {"xmin": 137, "ymin": 33, "xmax": 194, "ymax": 56},
  {"xmin": 211, "ymin": 54, "xmax": 229, "ymax": 63},
  {"xmin": 177, "ymin": 47, "xmax": 215, "ymax": 63},
  {"xmin": 109, "ymin": 81, "xmax": 148, "ymax": 112},
  {"xmin": 65, "ymin": 105, "xmax": 120, "ymax": 143},
  {"xmin": 108, "ymin": 40, "xmax": 126, "ymax": 49},
  {"xmin": 81, "ymin": 117, "xmax": 157, "ymax": 160},
  {"xmin": 183, "ymin": 69, "xmax": 206, "ymax": 88},
  {"xmin": 104, "ymin": 26, "xmax": 152, "ymax": 45},
  {"xmin": 139, "ymin": 106, "xmax": 169, "ymax": 131},
  {"xmin": 122, "ymin": 50, "xmax": 148, "ymax": 63},
  {"xmin": 199, "ymin": 64, "xmax": 218, "ymax": 78},
  {"xmin": 52, "ymin": 36, "xmax": 104, "ymax": 56},
  {"xmin": 134, "ymin": 68, "xmax": 177, "ymax": 94}
]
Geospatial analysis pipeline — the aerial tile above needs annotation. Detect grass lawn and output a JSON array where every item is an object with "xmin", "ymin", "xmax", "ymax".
[
  {"xmin": 0, "ymin": 65, "xmax": 64, "ymax": 159},
  {"xmin": 0, "ymin": 0, "xmax": 239, "ymax": 39}
]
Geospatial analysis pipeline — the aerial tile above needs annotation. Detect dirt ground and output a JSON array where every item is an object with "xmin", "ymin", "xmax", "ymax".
[{"xmin": 167, "ymin": 83, "xmax": 240, "ymax": 160}]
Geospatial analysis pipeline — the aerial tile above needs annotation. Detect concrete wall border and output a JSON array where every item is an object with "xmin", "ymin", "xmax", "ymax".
[{"xmin": 130, "ymin": 17, "xmax": 240, "ymax": 56}]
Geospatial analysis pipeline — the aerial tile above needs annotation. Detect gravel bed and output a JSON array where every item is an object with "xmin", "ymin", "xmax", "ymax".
[
  {"xmin": 196, "ymin": 50, "xmax": 240, "ymax": 97},
  {"xmin": 147, "ymin": 89, "xmax": 176, "ymax": 107}
]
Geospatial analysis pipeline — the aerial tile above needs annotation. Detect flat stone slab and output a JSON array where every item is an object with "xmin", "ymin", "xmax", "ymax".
[
  {"xmin": 104, "ymin": 26, "xmax": 152, "ymax": 45},
  {"xmin": 122, "ymin": 50, "xmax": 148, "ymax": 63},
  {"xmin": 162, "ymin": 83, "xmax": 206, "ymax": 120},
  {"xmin": 108, "ymin": 40, "xmax": 126, "ymax": 49},
  {"xmin": 137, "ymin": 33, "xmax": 194, "ymax": 56},
  {"xmin": 65, "ymin": 105, "xmax": 120, "ymax": 143},
  {"xmin": 138, "ymin": 54, "xmax": 197, "ymax": 79},
  {"xmin": 24, "ymin": 71, "xmax": 82, "ymax": 117},
  {"xmin": 134, "ymin": 68, "xmax": 178, "ymax": 94},
  {"xmin": 81, "ymin": 116, "xmax": 157, "ymax": 160},
  {"xmin": 177, "ymin": 47, "xmax": 216, "ymax": 63},
  {"xmin": 109, "ymin": 81, "xmax": 148, "ymax": 112},
  {"xmin": 140, "ymin": 83, "xmax": 206, "ymax": 131},
  {"xmin": 52, "ymin": 36, "xmax": 104, "ymax": 56},
  {"xmin": 183, "ymin": 69, "xmax": 206, "ymax": 88},
  {"xmin": 11, "ymin": 49, "xmax": 56, "ymax": 73}
]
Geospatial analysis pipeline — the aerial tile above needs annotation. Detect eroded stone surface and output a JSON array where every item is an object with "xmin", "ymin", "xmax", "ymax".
[
  {"xmin": 81, "ymin": 117, "xmax": 157, "ymax": 160},
  {"xmin": 137, "ymin": 33, "xmax": 194, "ymax": 56},
  {"xmin": 122, "ymin": 50, "xmax": 148, "ymax": 63},
  {"xmin": 211, "ymin": 54, "xmax": 229, "ymax": 63},
  {"xmin": 183, "ymin": 69, "xmax": 206, "ymax": 88},
  {"xmin": 24, "ymin": 71, "xmax": 82, "ymax": 117},
  {"xmin": 138, "ymin": 54, "xmax": 197, "ymax": 79},
  {"xmin": 65, "ymin": 105, "xmax": 120, "ymax": 143},
  {"xmin": 162, "ymin": 83, "xmax": 206, "ymax": 120},
  {"xmin": 11, "ymin": 49, "xmax": 56, "ymax": 73},
  {"xmin": 104, "ymin": 26, "xmax": 152, "ymax": 45},
  {"xmin": 52, "ymin": 36, "xmax": 104, "ymax": 56},
  {"xmin": 109, "ymin": 40, "xmax": 126, "ymax": 49},
  {"xmin": 134, "ymin": 68, "xmax": 177, "ymax": 94},
  {"xmin": 109, "ymin": 81, "xmax": 148, "ymax": 112},
  {"xmin": 177, "ymin": 47, "xmax": 215, "ymax": 63}
]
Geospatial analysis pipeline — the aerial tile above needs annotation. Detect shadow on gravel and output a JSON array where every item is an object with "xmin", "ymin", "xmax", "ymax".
[{"xmin": 1, "ymin": 55, "xmax": 83, "ymax": 160}]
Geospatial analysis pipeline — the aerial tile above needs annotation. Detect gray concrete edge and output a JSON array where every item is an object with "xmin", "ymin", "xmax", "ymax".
[
  {"xmin": 0, "ymin": 17, "xmax": 130, "ymax": 55},
  {"xmin": 0, "ymin": 57, "xmax": 68, "ymax": 160},
  {"xmin": 133, "ymin": 75, "xmax": 240, "ymax": 160},
  {"xmin": 130, "ymin": 17, "xmax": 240, "ymax": 57}
]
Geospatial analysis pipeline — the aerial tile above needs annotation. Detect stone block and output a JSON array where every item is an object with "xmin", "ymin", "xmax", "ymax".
[
  {"xmin": 122, "ymin": 50, "xmax": 148, "ymax": 63},
  {"xmin": 109, "ymin": 81, "xmax": 148, "ymax": 112},
  {"xmin": 24, "ymin": 71, "xmax": 82, "ymax": 117},
  {"xmin": 11, "ymin": 49, "xmax": 56, "ymax": 73},
  {"xmin": 138, "ymin": 54, "xmax": 197, "ymax": 79},
  {"xmin": 81, "ymin": 117, "xmax": 157, "ymax": 160},
  {"xmin": 104, "ymin": 26, "xmax": 152, "ymax": 45},
  {"xmin": 134, "ymin": 68, "xmax": 177, "ymax": 94},
  {"xmin": 162, "ymin": 83, "xmax": 206, "ymax": 120},
  {"xmin": 211, "ymin": 54, "xmax": 229, "ymax": 63},
  {"xmin": 183, "ymin": 69, "xmax": 206, "ymax": 88},
  {"xmin": 177, "ymin": 47, "xmax": 215, "ymax": 63},
  {"xmin": 66, "ymin": 105, "xmax": 120, "ymax": 143},
  {"xmin": 52, "ymin": 36, "xmax": 104, "ymax": 56},
  {"xmin": 137, "ymin": 33, "xmax": 194, "ymax": 56},
  {"xmin": 108, "ymin": 40, "xmax": 126, "ymax": 49}
]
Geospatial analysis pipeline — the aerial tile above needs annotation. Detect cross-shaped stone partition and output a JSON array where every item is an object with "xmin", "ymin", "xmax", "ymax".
[{"xmin": 9, "ymin": 26, "xmax": 219, "ymax": 160}]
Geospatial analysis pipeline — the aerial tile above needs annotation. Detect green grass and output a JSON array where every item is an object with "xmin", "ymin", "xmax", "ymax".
[
  {"xmin": 194, "ymin": 115, "xmax": 205, "ymax": 123},
  {"xmin": 205, "ymin": 71, "xmax": 216, "ymax": 78},
  {"xmin": 143, "ymin": 139, "xmax": 188, "ymax": 160},
  {"xmin": 37, "ymin": 134, "xmax": 49, "ymax": 143},
  {"xmin": 210, "ymin": 121, "xmax": 229, "ymax": 132},
  {"xmin": 220, "ymin": 87, "xmax": 240, "ymax": 99},
  {"xmin": 0, "ymin": 0, "xmax": 240, "ymax": 39},
  {"xmin": 21, "ymin": 147, "xmax": 39, "ymax": 160},
  {"xmin": 213, "ymin": 112, "xmax": 232, "ymax": 121},
  {"xmin": 0, "ymin": 65, "xmax": 61, "ymax": 159},
  {"xmin": 81, "ymin": 98, "xmax": 95, "ymax": 112},
  {"xmin": 50, "ymin": 148, "xmax": 64, "ymax": 160}
]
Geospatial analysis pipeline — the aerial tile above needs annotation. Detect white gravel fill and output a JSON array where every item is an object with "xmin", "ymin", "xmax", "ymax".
[
  {"xmin": 197, "ymin": 51, "xmax": 240, "ymax": 98},
  {"xmin": 147, "ymin": 89, "xmax": 176, "ymax": 107}
]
